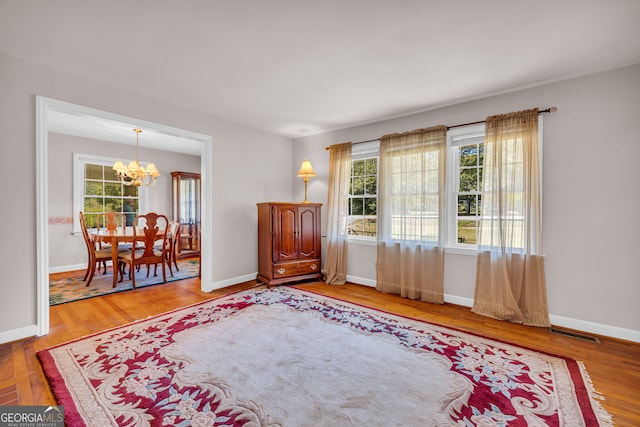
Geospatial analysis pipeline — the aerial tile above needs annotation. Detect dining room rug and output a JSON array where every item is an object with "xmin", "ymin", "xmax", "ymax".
[
  {"xmin": 38, "ymin": 286, "xmax": 612, "ymax": 426},
  {"xmin": 49, "ymin": 258, "xmax": 200, "ymax": 305}
]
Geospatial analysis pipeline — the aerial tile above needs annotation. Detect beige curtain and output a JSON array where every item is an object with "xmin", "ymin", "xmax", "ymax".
[
  {"xmin": 472, "ymin": 109, "xmax": 550, "ymax": 327},
  {"xmin": 325, "ymin": 142, "xmax": 352, "ymax": 284},
  {"xmin": 376, "ymin": 126, "xmax": 447, "ymax": 304}
]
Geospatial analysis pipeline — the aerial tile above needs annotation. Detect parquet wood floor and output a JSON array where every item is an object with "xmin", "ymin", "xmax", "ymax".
[{"xmin": 1, "ymin": 274, "xmax": 638, "ymax": 425}]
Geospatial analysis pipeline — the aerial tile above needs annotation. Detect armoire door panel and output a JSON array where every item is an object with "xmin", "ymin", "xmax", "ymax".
[
  {"xmin": 298, "ymin": 207, "xmax": 318, "ymax": 258},
  {"xmin": 274, "ymin": 206, "xmax": 297, "ymax": 261}
]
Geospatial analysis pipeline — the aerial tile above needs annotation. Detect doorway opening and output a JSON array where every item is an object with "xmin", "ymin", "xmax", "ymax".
[{"xmin": 36, "ymin": 96, "xmax": 213, "ymax": 335}]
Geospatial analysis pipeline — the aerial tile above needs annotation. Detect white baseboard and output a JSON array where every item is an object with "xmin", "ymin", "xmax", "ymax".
[
  {"xmin": 548, "ymin": 314, "xmax": 640, "ymax": 343},
  {"xmin": 344, "ymin": 280, "xmax": 640, "ymax": 343},
  {"xmin": 444, "ymin": 294, "xmax": 474, "ymax": 307},
  {"xmin": 0, "ymin": 324, "xmax": 39, "ymax": 345},
  {"xmin": 441, "ymin": 294, "xmax": 639, "ymax": 342},
  {"xmin": 49, "ymin": 262, "xmax": 118, "ymax": 274},
  {"xmin": 346, "ymin": 275, "xmax": 376, "ymax": 287},
  {"xmin": 49, "ymin": 263, "xmax": 87, "ymax": 274},
  {"xmin": 205, "ymin": 273, "xmax": 258, "ymax": 292}
]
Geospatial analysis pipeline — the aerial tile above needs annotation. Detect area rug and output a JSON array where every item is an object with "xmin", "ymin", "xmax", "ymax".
[
  {"xmin": 49, "ymin": 259, "xmax": 200, "ymax": 305},
  {"xmin": 38, "ymin": 287, "xmax": 612, "ymax": 426}
]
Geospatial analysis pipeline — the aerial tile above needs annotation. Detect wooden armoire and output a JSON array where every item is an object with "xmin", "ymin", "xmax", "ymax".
[{"xmin": 257, "ymin": 202, "xmax": 322, "ymax": 286}]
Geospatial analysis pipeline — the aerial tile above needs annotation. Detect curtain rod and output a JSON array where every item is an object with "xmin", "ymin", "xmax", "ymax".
[{"xmin": 324, "ymin": 106, "xmax": 557, "ymax": 150}]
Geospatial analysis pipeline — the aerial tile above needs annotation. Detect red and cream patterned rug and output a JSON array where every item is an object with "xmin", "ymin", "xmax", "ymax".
[{"xmin": 38, "ymin": 286, "xmax": 612, "ymax": 426}]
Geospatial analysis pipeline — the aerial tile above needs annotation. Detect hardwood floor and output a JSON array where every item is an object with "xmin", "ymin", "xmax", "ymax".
[{"xmin": 2, "ymin": 275, "xmax": 639, "ymax": 426}]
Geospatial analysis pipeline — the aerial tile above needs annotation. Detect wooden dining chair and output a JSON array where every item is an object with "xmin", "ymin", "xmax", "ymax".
[
  {"xmin": 150, "ymin": 220, "xmax": 180, "ymax": 277},
  {"xmin": 117, "ymin": 212, "xmax": 169, "ymax": 289},
  {"xmin": 79, "ymin": 211, "xmax": 116, "ymax": 286},
  {"xmin": 96, "ymin": 212, "xmax": 131, "ymax": 249},
  {"xmin": 95, "ymin": 211, "xmax": 134, "ymax": 276},
  {"xmin": 101, "ymin": 211, "xmax": 125, "ymax": 232}
]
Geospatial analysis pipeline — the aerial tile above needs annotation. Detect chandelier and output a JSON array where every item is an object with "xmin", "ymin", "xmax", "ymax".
[{"xmin": 112, "ymin": 128, "xmax": 160, "ymax": 187}]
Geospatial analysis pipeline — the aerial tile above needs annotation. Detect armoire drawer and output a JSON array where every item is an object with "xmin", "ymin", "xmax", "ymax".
[{"xmin": 273, "ymin": 260, "xmax": 320, "ymax": 278}]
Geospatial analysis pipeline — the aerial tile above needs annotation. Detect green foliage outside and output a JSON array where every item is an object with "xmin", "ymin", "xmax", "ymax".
[
  {"xmin": 459, "ymin": 143, "xmax": 484, "ymax": 193},
  {"xmin": 350, "ymin": 158, "xmax": 378, "ymax": 196},
  {"xmin": 460, "ymin": 144, "xmax": 484, "ymax": 166},
  {"xmin": 458, "ymin": 194, "xmax": 481, "ymax": 216}
]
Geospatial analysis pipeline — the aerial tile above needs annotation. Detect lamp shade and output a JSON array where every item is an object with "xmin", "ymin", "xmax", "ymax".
[
  {"xmin": 145, "ymin": 163, "xmax": 160, "ymax": 177},
  {"xmin": 297, "ymin": 159, "xmax": 316, "ymax": 178},
  {"xmin": 113, "ymin": 161, "xmax": 126, "ymax": 174},
  {"xmin": 128, "ymin": 160, "xmax": 141, "ymax": 171}
]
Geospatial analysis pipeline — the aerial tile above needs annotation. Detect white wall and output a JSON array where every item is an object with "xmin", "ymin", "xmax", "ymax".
[
  {"xmin": 0, "ymin": 52, "xmax": 292, "ymax": 339},
  {"xmin": 48, "ymin": 132, "xmax": 201, "ymax": 271},
  {"xmin": 293, "ymin": 64, "xmax": 640, "ymax": 340}
]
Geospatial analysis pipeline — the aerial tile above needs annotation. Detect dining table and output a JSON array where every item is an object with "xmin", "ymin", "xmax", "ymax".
[{"xmin": 90, "ymin": 226, "xmax": 169, "ymax": 288}]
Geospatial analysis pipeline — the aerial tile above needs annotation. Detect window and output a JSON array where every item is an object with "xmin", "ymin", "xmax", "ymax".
[
  {"xmin": 73, "ymin": 153, "xmax": 149, "ymax": 234},
  {"xmin": 447, "ymin": 125, "xmax": 485, "ymax": 248},
  {"xmin": 347, "ymin": 143, "xmax": 379, "ymax": 238}
]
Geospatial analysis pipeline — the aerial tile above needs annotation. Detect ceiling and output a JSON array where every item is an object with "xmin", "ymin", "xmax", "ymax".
[
  {"xmin": 1, "ymin": 0, "xmax": 639, "ymax": 146},
  {"xmin": 46, "ymin": 109, "xmax": 204, "ymax": 156}
]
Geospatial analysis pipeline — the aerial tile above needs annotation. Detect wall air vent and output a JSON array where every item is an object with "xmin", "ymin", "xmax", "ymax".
[{"xmin": 549, "ymin": 327, "xmax": 600, "ymax": 343}]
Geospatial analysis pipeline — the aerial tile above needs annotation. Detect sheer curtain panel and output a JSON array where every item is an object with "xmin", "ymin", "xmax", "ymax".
[
  {"xmin": 324, "ymin": 142, "xmax": 352, "ymax": 284},
  {"xmin": 472, "ymin": 109, "xmax": 550, "ymax": 327},
  {"xmin": 376, "ymin": 126, "xmax": 447, "ymax": 304}
]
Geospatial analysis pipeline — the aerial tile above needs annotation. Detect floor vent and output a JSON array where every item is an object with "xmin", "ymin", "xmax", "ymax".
[{"xmin": 549, "ymin": 327, "xmax": 600, "ymax": 343}]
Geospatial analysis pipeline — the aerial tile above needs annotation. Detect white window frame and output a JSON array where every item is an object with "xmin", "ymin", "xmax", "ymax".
[
  {"xmin": 72, "ymin": 153, "xmax": 149, "ymax": 235},
  {"xmin": 446, "ymin": 124, "xmax": 486, "ymax": 254},
  {"xmin": 347, "ymin": 140, "xmax": 380, "ymax": 244}
]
